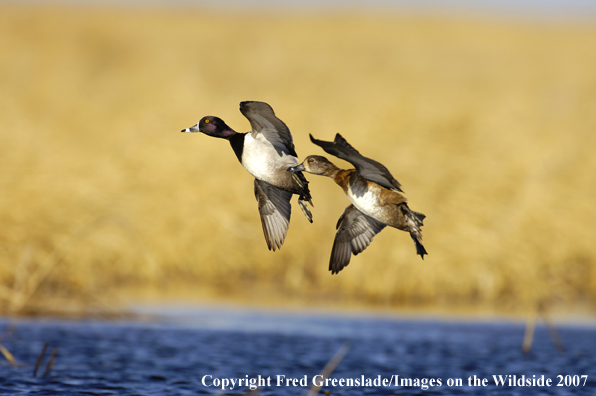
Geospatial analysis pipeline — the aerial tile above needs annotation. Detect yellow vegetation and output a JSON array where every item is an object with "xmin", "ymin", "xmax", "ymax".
[{"xmin": 1, "ymin": 4, "xmax": 595, "ymax": 316}]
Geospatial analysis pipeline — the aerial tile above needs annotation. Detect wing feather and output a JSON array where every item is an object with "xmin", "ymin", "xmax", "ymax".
[
  {"xmin": 240, "ymin": 101, "xmax": 297, "ymax": 157},
  {"xmin": 310, "ymin": 133, "xmax": 402, "ymax": 192},
  {"xmin": 328, "ymin": 204, "xmax": 386, "ymax": 274},
  {"xmin": 254, "ymin": 179, "xmax": 292, "ymax": 251}
]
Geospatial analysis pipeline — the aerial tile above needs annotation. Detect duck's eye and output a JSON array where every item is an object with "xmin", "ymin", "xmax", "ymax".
[
  {"xmin": 205, "ymin": 119, "xmax": 210, "ymax": 124},
  {"xmin": 308, "ymin": 158, "xmax": 314, "ymax": 163}
]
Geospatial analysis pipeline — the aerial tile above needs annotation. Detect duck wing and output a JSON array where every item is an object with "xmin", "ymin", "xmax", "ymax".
[
  {"xmin": 240, "ymin": 101, "xmax": 297, "ymax": 157},
  {"xmin": 254, "ymin": 179, "xmax": 292, "ymax": 251},
  {"xmin": 310, "ymin": 133, "xmax": 403, "ymax": 192},
  {"xmin": 329, "ymin": 204, "xmax": 386, "ymax": 274}
]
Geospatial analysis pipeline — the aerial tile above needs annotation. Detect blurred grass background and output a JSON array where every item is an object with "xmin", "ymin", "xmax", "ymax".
[{"xmin": 1, "ymin": 3, "xmax": 595, "ymax": 317}]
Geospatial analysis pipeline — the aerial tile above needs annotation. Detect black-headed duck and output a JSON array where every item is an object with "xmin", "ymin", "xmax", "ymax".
[
  {"xmin": 182, "ymin": 101, "xmax": 313, "ymax": 251},
  {"xmin": 289, "ymin": 133, "xmax": 426, "ymax": 274}
]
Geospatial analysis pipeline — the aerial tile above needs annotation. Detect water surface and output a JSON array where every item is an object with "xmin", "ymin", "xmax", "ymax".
[{"xmin": 1, "ymin": 307, "xmax": 595, "ymax": 395}]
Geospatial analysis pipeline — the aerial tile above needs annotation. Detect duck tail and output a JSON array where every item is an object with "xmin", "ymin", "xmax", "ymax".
[
  {"xmin": 291, "ymin": 171, "xmax": 314, "ymax": 222},
  {"xmin": 401, "ymin": 204, "xmax": 427, "ymax": 259},
  {"xmin": 410, "ymin": 232, "xmax": 427, "ymax": 259},
  {"xmin": 291, "ymin": 171, "xmax": 312, "ymax": 202},
  {"xmin": 298, "ymin": 199, "xmax": 313, "ymax": 223}
]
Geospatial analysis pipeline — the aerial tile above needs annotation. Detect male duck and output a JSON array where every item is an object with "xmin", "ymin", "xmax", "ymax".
[
  {"xmin": 182, "ymin": 101, "xmax": 313, "ymax": 251},
  {"xmin": 289, "ymin": 133, "xmax": 427, "ymax": 274}
]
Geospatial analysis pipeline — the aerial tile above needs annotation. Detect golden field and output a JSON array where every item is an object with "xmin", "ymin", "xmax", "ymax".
[{"xmin": 0, "ymin": 4, "xmax": 595, "ymax": 317}]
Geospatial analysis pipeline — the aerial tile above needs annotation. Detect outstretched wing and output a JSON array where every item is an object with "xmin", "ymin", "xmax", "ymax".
[
  {"xmin": 254, "ymin": 179, "xmax": 292, "ymax": 251},
  {"xmin": 329, "ymin": 204, "xmax": 386, "ymax": 274},
  {"xmin": 240, "ymin": 101, "xmax": 297, "ymax": 157},
  {"xmin": 310, "ymin": 133, "xmax": 402, "ymax": 192}
]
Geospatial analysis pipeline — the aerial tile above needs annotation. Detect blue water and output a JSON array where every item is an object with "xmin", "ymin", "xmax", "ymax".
[{"xmin": 1, "ymin": 307, "xmax": 595, "ymax": 395}]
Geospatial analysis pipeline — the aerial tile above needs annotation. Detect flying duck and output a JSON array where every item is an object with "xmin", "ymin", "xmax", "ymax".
[
  {"xmin": 289, "ymin": 133, "xmax": 426, "ymax": 274},
  {"xmin": 182, "ymin": 101, "xmax": 313, "ymax": 251}
]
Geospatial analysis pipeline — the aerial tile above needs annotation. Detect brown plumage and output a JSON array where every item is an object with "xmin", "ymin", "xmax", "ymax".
[{"xmin": 289, "ymin": 134, "xmax": 427, "ymax": 274}]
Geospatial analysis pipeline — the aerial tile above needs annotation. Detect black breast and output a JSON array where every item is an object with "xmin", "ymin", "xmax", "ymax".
[{"xmin": 228, "ymin": 133, "xmax": 246, "ymax": 163}]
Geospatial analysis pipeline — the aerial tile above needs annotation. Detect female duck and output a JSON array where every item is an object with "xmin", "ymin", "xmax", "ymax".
[
  {"xmin": 289, "ymin": 133, "xmax": 426, "ymax": 274},
  {"xmin": 182, "ymin": 101, "xmax": 312, "ymax": 251}
]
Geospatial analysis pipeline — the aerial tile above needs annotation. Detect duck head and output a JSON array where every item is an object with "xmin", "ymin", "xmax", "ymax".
[
  {"xmin": 181, "ymin": 116, "xmax": 236, "ymax": 139},
  {"xmin": 288, "ymin": 155, "xmax": 339, "ymax": 177}
]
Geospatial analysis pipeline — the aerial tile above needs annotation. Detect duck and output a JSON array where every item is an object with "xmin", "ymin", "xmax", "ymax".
[
  {"xmin": 181, "ymin": 101, "xmax": 313, "ymax": 251},
  {"xmin": 288, "ymin": 133, "xmax": 426, "ymax": 274}
]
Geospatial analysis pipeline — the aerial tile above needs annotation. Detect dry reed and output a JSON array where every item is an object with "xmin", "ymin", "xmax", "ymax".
[
  {"xmin": 306, "ymin": 343, "xmax": 350, "ymax": 396},
  {"xmin": 0, "ymin": 4, "xmax": 595, "ymax": 316},
  {"xmin": 42, "ymin": 348, "xmax": 58, "ymax": 378},
  {"xmin": 33, "ymin": 341, "xmax": 48, "ymax": 377}
]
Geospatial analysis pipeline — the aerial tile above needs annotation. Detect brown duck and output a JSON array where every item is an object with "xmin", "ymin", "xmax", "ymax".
[{"xmin": 289, "ymin": 133, "xmax": 426, "ymax": 274}]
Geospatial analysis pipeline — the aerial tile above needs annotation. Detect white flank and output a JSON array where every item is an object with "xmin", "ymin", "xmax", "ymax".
[
  {"xmin": 346, "ymin": 185, "xmax": 386, "ymax": 222},
  {"xmin": 241, "ymin": 133, "xmax": 297, "ymax": 184}
]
